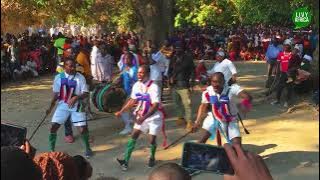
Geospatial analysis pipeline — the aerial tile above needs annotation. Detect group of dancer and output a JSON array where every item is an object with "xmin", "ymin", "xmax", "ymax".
[{"xmin": 44, "ymin": 37, "xmax": 254, "ymax": 174}]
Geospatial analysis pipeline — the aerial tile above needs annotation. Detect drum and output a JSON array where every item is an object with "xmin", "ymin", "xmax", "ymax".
[
  {"xmin": 97, "ymin": 83, "xmax": 112, "ymax": 111},
  {"xmin": 90, "ymin": 74, "xmax": 127, "ymax": 113},
  {"xmin": 91, "ymin": 83, "xmax": 104, "ymax": 110},
  {"xmin": 99, "ymin": 86, "xmax": 127, "ymax": 113}
]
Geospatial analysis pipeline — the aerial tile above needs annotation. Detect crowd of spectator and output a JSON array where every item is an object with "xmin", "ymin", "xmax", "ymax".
[{"xmin": 1, "ymin": 24, "xmax": 318, "ymax": 84}]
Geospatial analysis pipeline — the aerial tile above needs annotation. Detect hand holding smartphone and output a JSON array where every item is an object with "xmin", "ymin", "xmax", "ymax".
[
  {"xmin": 181, "ymin": 142, "xmax": 234, "ymax": 175},
  {"xmin": 1, "ymin": 123, "xmax": 27, "ymax": 147},
  {"xmin": 181, "ymin": 142, "xmax": 273, "ymax": 180}
]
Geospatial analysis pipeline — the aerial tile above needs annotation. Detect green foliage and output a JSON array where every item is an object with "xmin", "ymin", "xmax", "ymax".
[
  {"xmin": 110, "ymin": 0, "xmax": 137, "ymax": 32},
  {"xmin": 1, "ymin": 0, "xmax": 316, "ymax": 34},
  {"xmin": 174, "ymin": 0, "xmax": 315, "ymax": 28},
  {"xmin": 174, "ymin": 0, "xmax": 238, "ymax": 28}
]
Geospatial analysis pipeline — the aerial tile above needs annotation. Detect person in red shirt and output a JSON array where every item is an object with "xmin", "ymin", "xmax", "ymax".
[
  {"xmin": 271, "ymin": 39, "xmax": 293, "ymax": 107},
  {"xmin": 286, "ymin": 46, "xmax": 302, "ymax": 83},
  {"xmin": 63, "ymin": 38, "xmax": 73, "ymax": 58}
]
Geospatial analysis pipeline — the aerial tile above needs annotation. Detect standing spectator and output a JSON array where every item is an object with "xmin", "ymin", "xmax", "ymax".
[
  {"xmin": 96, "ymin": 44, "xmax": 114, "ymax": 82},
  {"xmin": 54, "ymin": 32, "xmax": 66, "ymax": 64},
  {"xmin": 8, "ymin": 41, "xmax": 20, "ymax": 76},
  {"xmin": 271, "ymin": 39, "xmax": 293, "ymax": 107},
  {"xmin": 90, "ymin": 40, "xmax": 101, "ymax": 82},
  {"xmin": 149, "ymin": 46, "xmax": 164, "ymax": 96},
  {"xmin": 118, "ymin": 52, "xmax": 138, "ymax": 135},
  {"xmin": 195, "ymin": 59, "xmax": 207, "ymax": 83},
  {"xmin": 207, "ymin": 51, "xmax": 237, "ymax": 86},
  {"xmin": 265, "ymin": 38, "xmax": 282, "ymax": 87},
  {"xmin": 168, "ymin": 42, "xmax": 195, "ymax": 131}
]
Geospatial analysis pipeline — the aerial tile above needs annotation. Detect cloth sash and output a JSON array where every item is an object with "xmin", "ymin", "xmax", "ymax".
[
  {"xmin": 59, "ymin": 73, "xmax": 77, "ymax": 103},
  {"xmin": 134, "ymin": 80, "xmax": 168, "ymax": 147},
  {"xmin": 209, "ymin": 114, "xmax": 232, "ymax": 144},
  {"xmin": 208, "ymin": 88, "xmax": 235, "ymax": 123}
]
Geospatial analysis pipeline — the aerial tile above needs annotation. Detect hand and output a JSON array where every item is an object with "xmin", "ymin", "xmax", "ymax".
[
  {"xmin": 191, "ymin": 121, "xmax": 201, "ymax": 133},
  {"xmin": 231, "ymin": 75, "xmax": 237, "ymax": 83},
  {"xmin": 67, "ymin": 96, "xmax": 79, "ymax": 108},
  {"xmin": 189, "ymin": 86, "xmax": 194, "ymax": 93},
  {"xmin": 46, "ymin": 108, "xmax": 52, "ymax": 115},
  {"xmin": 135, "ymin": 116, "xmax": 145, "ymax": 125},
  {"xmin": 114, "ymin": 111, "xmax": 122, "ymax": 118},
  {"xmin": 169, "ymin": 77, "xmax": 174, "ymax": 84},
  {"xmin": 46, "ymin": 100, "xmax": 56, "ymax": 115},
  {"xmin": 239, "ymin": 99, "xmax": 252, "ymax": 114},
  {"xmin": 223, "ymin": 143, "xmax": 273, "ymax": 180},
  {"xmin": 20, "ymin": 140, "xmax": 37, "ymax": 159}
]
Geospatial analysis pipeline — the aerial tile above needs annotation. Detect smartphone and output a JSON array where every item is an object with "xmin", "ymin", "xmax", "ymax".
[
  {"xmin": 181, "ymin": 142, "xmax": 234, "ymax": 175},
  {"xmin": 1, "ymin": 123, "xmax": 27, "ymax": 147}
]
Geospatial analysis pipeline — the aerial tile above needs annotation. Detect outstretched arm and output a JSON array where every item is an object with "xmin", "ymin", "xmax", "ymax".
[
  {"xmin": 192, "ymin": 103, "xmax": 209, "ymax": 132},
  {"xmin": 114, "ymin": 98, "xmax": 137, "ymax": 117}
]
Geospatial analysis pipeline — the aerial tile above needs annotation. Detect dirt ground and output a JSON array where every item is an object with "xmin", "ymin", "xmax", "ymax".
[{"xmin": 1, "ymin": 61, "xmax": 319, "ymax": 180}]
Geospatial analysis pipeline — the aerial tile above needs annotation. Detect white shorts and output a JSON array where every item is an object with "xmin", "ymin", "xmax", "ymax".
[
  {"xmin": 52, "ymin": 103, "xmax": 87, "ymax": 127},
  {"xmin": 133, "ymin": 111, "xmax": 163, "ymax": 136},
  {"xmin": 202, "ymin": 113, "xmax": 240, "ymax": 140}
]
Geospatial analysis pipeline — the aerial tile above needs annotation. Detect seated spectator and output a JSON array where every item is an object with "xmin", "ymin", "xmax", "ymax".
[
  {"xmin": 12, "ymin": 64, "xmax": 27, "ymax": 80},
  {"xmin": 26, "ymin": 60, "xmax": 39, "ymax": 77},
  {"xmin": 294, "ymin": 54, "xmax": 312, "ymax": 85},
  {"xmin": 228, "ymin": 47, "xmax": 237, "ymax": 61},
  {"xmin": 194, "ymin": 47, "xmax": 202, "ymax": 60},
  {"xmin": 240, "ymin": 46, "xmax": 250, "ymax": 61},
  {"xmin": 29, "ymin": 47, "xmax": 42, "ymax": 72}
]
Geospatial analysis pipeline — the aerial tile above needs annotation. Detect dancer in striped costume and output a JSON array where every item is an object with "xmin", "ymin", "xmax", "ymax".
[
  {"xmin": 47, "ymin": 59, "xmax": 93, "ymax": 158},
  {"xmin": 115, "ymin": 65, "xmax": 166, "ymax": 171},
  {"xmin": 192, "ymin": 72, "xmax": 252, "ymax": 145}
]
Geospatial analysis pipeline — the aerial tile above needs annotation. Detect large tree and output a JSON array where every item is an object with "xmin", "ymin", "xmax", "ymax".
[{"xmin": 130, "ymin": 0, "xmax": 174, "ymax": 47}]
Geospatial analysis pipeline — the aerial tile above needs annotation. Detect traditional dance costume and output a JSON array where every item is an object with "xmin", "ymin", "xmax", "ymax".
[{"xmin": 49, "ymin": 72, "xmax": 91, "ymax": 154}]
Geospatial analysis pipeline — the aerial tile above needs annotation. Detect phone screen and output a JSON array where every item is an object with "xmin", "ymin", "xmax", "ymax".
[
  {"xmin": 181, "ymin": 142, "xmax": 234, "ymax": 175},
  {"xmin": 1, "ymin": 123, "xmax": 27, "ymax": 147}
]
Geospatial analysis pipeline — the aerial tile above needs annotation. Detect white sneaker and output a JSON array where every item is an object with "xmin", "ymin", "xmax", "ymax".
[
  {"xmin": 271, "ymin": 101, "xmax": 280, "ymax": 105},
  {"xmin": 283, "ymin": 102, "xmax": 288, "ymax": 108},
  {"xmin": 119, "ymin": 127, "xmax": 132, "ymax": 135}
]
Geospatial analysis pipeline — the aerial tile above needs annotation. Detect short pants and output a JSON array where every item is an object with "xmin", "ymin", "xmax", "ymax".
[
  {"xmin": 133, "ymin": 111, "xmax": 163, "ymax": 136},
  {"xmin": 202, "ymin": 113, "xmax": 240, "ymax": 140},
  {"xmin": 52, "ymin": 103, "xmax": 87, "ymax": 127}
]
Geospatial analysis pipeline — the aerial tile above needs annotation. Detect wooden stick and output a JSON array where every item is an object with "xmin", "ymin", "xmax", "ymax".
[
  {"xmin": 163, "ymin": 131, "xmax": 192, "ymax": 150},
  {"xmin": 237, "ymin": 113, "xmax": 250, "ymax": 134},
  {"xmin": 29, "ymin": 108, "xmax": 53, "ymax": 141}
]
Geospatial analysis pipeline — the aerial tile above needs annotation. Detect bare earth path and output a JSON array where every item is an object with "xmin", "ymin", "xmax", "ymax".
[{"xmin": 1, "ymin": 61, "xmax": 319, "ymax": 180}]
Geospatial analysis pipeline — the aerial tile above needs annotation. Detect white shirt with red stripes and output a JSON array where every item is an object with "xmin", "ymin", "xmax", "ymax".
[
  {"xmin": 201, "ymin": 84, "xmax": 243, "ymax": 117},
  {"xmin": 131, "ymin": 80, "xmax": 161, "ymax": 114}
]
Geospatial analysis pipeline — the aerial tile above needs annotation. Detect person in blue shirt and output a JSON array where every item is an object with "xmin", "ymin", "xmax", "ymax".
[
  {"xmin": 118, "ymin": 52, "xmax": 138, "ymax": 135},
  {"xmin": 265, "ymin": 38, "xmax": 282, "ymax": 88}
]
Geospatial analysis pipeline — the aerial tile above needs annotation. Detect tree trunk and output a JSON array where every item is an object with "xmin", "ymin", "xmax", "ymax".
[{"xmin": 131, "ymin": 0, "xmax": 174, "ymax": 47}]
